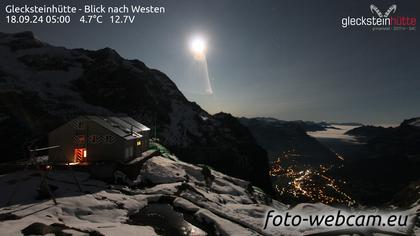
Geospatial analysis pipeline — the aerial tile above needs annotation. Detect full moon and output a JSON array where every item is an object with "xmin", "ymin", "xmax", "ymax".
[
  {"xmin": 185, "ymin": 35, "xmax": 213, "ymax": 95},
  {"xmin": 190, "ymin": 36, "xmax": 207, "ymax": 60}
]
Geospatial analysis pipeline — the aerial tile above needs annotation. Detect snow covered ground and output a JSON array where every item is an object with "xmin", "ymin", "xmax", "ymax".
[{"xmin": 0, "ymin": 155, "xmax": 418, "ymax": 235}]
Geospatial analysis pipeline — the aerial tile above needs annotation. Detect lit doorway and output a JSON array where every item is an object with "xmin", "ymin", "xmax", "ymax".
[{"xmin": 74, "ymin": 148, "xmax": 87, "ymax": 163}]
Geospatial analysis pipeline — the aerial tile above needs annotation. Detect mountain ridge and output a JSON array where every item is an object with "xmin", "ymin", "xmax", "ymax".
[{"xmin": 0, "ymin": 31, "xmax": 273, "ymax": 194}]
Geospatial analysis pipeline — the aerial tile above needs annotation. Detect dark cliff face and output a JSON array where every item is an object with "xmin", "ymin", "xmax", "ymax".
[
  {"xmin": 0, "ymin": 32, "xmax": 273, "ymax": 194},
  {"xmin": 172, "ymin": 113, "xmax": 274, "ymax": 193}
]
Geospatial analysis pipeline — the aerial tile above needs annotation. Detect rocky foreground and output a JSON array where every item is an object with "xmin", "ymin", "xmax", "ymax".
[{"xmin": 0, "ymin": 153, "xmax": 418, "ymax": 236}]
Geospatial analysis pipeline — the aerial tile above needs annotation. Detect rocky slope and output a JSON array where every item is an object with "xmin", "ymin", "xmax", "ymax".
[
  {"xmin": 0, "ymin": 31, "xmax": 272, "ymax": 193},
  {"xmin": 0, "ymin": 152, "xmax": 417, "ymax": 236},
  {"xmin": 0, "ymin": 154, "xmax": 282, "ymax": 236}
]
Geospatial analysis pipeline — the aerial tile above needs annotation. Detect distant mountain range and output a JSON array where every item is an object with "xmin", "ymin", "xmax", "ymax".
[
  {"xmin": 336, "ymin": 117, "xmax": 420, "ymax": 205},
  {"xmin": 239, "ymin": 117, "xmax": 338, "ymax": 165},
  {"xmin": 345, "ymin": 117, "xmax": 420, "ymax": 156},
  {"xmin": 329, "ymin": 122, "xmax": 364, "ymax": 126},
  {"xmin": 241, "ymin": 117, "xmax": 364, "ymax": 132}
]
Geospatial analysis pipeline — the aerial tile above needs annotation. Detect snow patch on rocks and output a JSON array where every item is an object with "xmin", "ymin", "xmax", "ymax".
[
  {"xmin": 0, "ymin": 155, "xmax": 418, "ymax": 236},
  {"xmin": 140, "ymin": 156, "xmax": 187, "ymax": 184}
]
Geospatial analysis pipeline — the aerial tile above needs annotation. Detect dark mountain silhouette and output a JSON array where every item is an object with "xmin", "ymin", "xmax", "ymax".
[
  {"xmin": 336, "ymin": 118, "xmax": 420, "ymax": 205},
  {"xmin": 239, "ymin": 117, "xmax": 338, "ymax": 165},
  {"xmin": 0, "ymin": 31, "xmax": 273, "ymax": 194},
  {"xmin": 345, "ymin": 125, "xmax": 394, "ymax": 141}
]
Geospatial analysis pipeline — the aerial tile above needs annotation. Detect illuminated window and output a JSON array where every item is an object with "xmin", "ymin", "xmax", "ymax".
[
  {"xmin": 136, "ymin": 140, "xmax": 142, "ymax": 146},
  {"xmin": 74, "ymin": 148, "xmax": 87, "ymax": 163}
]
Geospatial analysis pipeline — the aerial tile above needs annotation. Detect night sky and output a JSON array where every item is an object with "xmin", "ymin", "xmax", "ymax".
[{"xmin": 1, "ymin": 0, "xmax": 419, "ymax": 125}]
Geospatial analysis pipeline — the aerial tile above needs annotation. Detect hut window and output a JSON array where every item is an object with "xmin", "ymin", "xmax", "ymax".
[
  {"xmin": 89, "ymin": 135, "xmax": 100, "ymax": 144},
  {"xmin": 136, "ymin": 140, "xmax": 142, "ymax": 146},
  {"xmin": 104, "ymin": 135, "xmax": 116, "ymax": 144}
]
